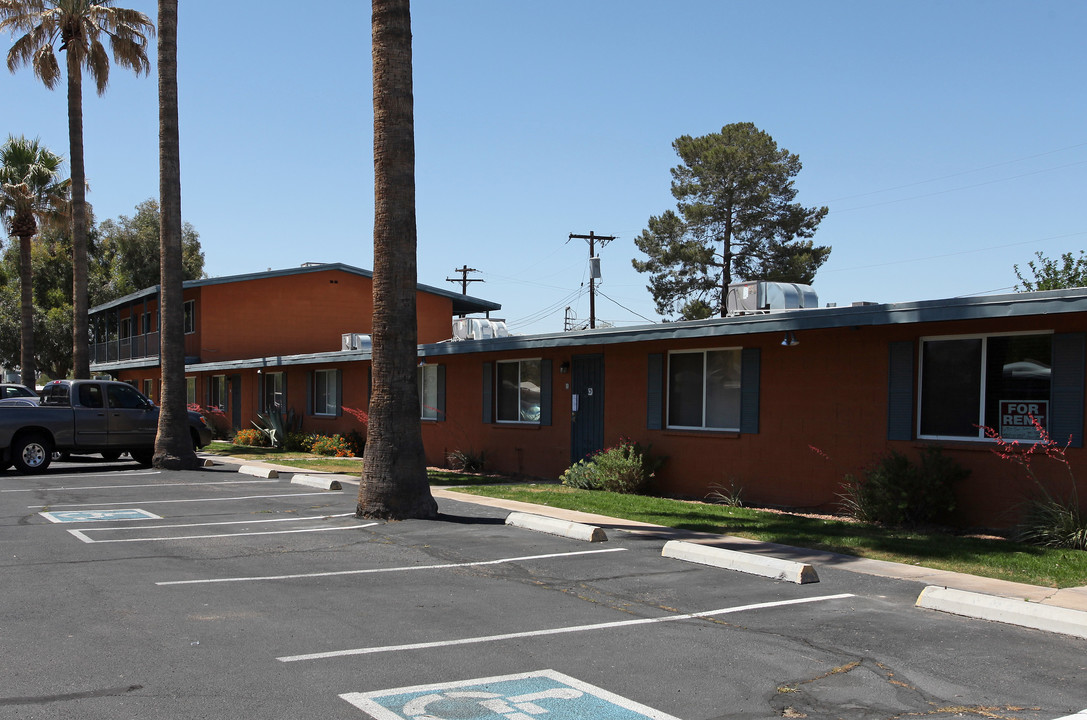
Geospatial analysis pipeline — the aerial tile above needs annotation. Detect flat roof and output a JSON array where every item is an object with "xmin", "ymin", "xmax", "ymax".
[{"xmin": 90, "ymin": 287, "xmax": 1087, "ymax": 374}]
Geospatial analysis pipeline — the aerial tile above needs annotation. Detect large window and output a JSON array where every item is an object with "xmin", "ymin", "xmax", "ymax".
[
  {"xmin": 497, "ymin": 359, "xmax": 542, "ymax": 423},
  {"xmin": 263, "ymin": 372, "xmax": 285, "ymax": 413},
  {"xmin": 919, "ymin": 333, "xmax": 1051, "ymax": 440},
  {"xmin": 313, "ymin": 369, "xmax": 338, "ymax": 416},
  {"xmin": 667, "ymin": 348, "xmax": 742, "ymax": 430},
  {"xmin": 419, "ymin": 364, "xmax": 439, "ymax": 420}
]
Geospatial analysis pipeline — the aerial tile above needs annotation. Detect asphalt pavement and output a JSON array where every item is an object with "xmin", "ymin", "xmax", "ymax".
[{"xmin": 1, "ymin": 455, "xmax": 1084, "ymax": 720}]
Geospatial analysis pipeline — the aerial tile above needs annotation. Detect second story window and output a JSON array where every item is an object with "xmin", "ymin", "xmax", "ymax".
[{"xmin": 183, "ymin": 300, "xmax": 195, "ymax": 334}]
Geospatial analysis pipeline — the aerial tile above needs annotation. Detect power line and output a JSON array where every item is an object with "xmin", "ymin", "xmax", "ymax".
[{"xmin": 594, "ymin": 288, "xmax": 657, "ymax": 324}]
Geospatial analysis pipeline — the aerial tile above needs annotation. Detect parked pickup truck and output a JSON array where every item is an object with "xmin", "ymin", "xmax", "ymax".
[{"xmin": 0, "ymin": 379, "xmax": 213, "ymax": 474}]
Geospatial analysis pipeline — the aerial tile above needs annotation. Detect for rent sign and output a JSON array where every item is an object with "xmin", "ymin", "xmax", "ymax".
[{"xmin": 999, "ymin": 400, "xmax": 1048, "ymax": 440}]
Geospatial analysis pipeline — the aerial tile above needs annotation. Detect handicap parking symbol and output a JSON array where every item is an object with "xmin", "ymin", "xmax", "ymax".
[
  {"xmin": 341, "ymin": 669, "xmax": 681, "ymax": 720},
  {"xmin": 40, "ymin": 509, "xmax": 161, "ymax": 523}
]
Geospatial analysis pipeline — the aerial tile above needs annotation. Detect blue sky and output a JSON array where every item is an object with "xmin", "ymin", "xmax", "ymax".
[{"xmin": 4, "ymin": 1, "xmax": 1086, "ymax": 335}]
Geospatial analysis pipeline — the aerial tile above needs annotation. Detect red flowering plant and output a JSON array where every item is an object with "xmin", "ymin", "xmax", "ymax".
[
  {"xmin": 189, "ymin": 404, "xmax": 231, "ymax": 439},
  {"xmin": 979, "ymin": 415, "xmax": 1084, "ymax": 549}
]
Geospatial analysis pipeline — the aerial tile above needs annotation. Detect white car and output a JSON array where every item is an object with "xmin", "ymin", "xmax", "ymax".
[{"xmin": 0, "ymin": 384, "xmax": 38, "ymax": 404}]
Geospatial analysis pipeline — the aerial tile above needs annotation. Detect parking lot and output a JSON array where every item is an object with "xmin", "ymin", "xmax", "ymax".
[{"xmin": 2, "ymin": 458, "xmax": 1086, "ymax": 720}]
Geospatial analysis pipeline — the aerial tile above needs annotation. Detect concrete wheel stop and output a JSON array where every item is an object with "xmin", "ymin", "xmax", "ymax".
[
  {"xmin": 505, "ymin": 512, "xmax": 608, "ymax": 542},
  {"xmin": 661, "ymin": 540, "xmax": 819, "ymax": 584}
]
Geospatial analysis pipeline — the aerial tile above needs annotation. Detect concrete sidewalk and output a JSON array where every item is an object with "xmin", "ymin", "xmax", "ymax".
[{"xmin": 203, "ymin": 454, "xmax": 1087, "ymax": 614}]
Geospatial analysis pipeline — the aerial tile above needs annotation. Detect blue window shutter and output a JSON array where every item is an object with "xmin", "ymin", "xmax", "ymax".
[
  {"xmin": 1051, "ymin": 333, "xmax": 1085, "ymax": 448},
  {"xmin": 482, "ymin": 362, "xmax": 493, "ymax": 424},
  {"xmin": 436, "ymin": 364, "xmax": 446, "ymax": 422},
  {"xmin": 306, "ymin": 371, "xmax": 313, "ymax": 416},
  {"xmin": 335, "ymin": 370, "xmax": 343, "ymax": 417},
  {"xmin": 887, "ymin": 341, "xmax": 915, "ymax": 441},
  {"xmin": 647, "ymin": 354, "xmax": 664, "ymax": 430},
  {"xmin": 540, "ymin": 359, "xmax": 552, "ymax": 426},
  {"xmin": 740, "ymin": 348, "xmax": 760, "ymax": 434}
]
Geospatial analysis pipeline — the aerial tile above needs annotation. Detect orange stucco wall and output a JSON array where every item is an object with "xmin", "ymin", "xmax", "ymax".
[
  {"xmin": 118, "ymin": 306, "xmax": 1086, "ymax": 529},
  {"xmin": 193, "ymin": 270, "xmax": 454, "ymax": 362}
]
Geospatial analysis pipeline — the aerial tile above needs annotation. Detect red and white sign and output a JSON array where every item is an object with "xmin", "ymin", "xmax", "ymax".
[{"xmin": 999, "ymin": 400, "xmax": 1048, "ymax": 440}]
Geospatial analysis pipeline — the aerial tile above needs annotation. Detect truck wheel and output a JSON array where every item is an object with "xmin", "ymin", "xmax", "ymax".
[
  {"xmin": 14, "ymin": 434, "xmax": 53, "ymax": 474},
  {"xmin": 130, "ymin": 450, "xmax": 154, "ymax": 467}
]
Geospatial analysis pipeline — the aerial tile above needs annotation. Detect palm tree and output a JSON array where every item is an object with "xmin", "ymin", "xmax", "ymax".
[
  {"xmin": 0, "ymin": 135, "xmax": 69, "ymax": 388},
  {"xmin": 151, "ymin": 0, "xmax": 195, "ymax": 470},
  {"xmin": 2, "ymin": 0, "xmax": 154, "ymax": 379},
  {"xmin": 357, "ymin": 0, "xmax": 437, "ymax": 519}
]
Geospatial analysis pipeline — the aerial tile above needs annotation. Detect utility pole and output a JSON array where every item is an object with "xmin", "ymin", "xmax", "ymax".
[
  {"xmin": 445, "ymin": 265, "xmax": 483, "ymax": 295},
  {"xmin": 568, "ymin": 231, "xmax": 616, "ymax": 329}
]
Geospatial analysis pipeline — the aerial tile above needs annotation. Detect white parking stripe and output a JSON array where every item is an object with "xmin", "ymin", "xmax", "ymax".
[
  {"xmin": 4, "ymin": 470, "xmax": 163, "ymax": 482},
  {"xmin": 4, "ymin": 479, "xmax": 276, "ymax": 493},
  {"xmin": 69, "ymin": 522, "xmax": 378, "ymax": 544},
  {"xmin": 28, "ymin": 491, "xmax": 336, "ymax": 509},
  {"xmin": 156, "ymin": 547, "xmax": 628, "ymax": 586},
  {"xmin": 277, "ymin": 593, "xmax": 856, "ymax": 662}
]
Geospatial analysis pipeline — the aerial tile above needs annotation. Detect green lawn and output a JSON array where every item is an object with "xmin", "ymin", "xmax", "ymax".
[
  {"xmin": 202, "ymin": 442, "xmax": 1086, "ymax": 588},
  {"xmin": 447, "ymin": 484, "xmax": 1087, "ymax": 589}
]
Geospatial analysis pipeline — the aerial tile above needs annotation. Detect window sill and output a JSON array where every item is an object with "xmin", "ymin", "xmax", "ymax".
[
  {"xmin": 660, "ymin": 429, "xmax": 741, "ymax": 439},
  {"xmin": 491, "ymin": 422, "xmax": 542, "ymax": 430}
]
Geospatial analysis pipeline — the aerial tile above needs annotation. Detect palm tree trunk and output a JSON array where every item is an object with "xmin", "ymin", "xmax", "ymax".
[
  {"xmin": 357, "ymin": 0, "xmax": 436, "ymax": 520},
  {"xmin": 18, "ymin": 233, "xmax": 35, "ymax": 388},
  {"xmin": 153, "ymin": 0, "xmax": 198, "ymax": 470},
  {"xmin": 67, "ymin": 52, "xmax": 90, "ymax": 379}
]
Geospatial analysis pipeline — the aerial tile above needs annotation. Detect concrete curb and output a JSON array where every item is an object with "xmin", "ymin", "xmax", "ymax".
[
  {"xmin": 238, "ymin": 465, "xmax": 278, "ymax": 479},
  {"xmin": 505, "ymin": 512, "xmax": 608, "ymax": 542},
  {"xmin": 916, "ymin": 586, "xmax": 1087, "ymax": 640},
  {"xmin": 662, "ymin": 540, "xmax": 819, "ymax": 584},
  {"xmin": 291, "ymin": 474, "xmax": 343, "ymax": 491}
]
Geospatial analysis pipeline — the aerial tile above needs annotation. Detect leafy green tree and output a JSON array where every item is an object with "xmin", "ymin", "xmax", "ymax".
[
  {"xmin": 633, "ymin": 123, "xmax": 830, "ymax": 319},
  {"xmin": 0, "ymin": 135, "xmax": 69, "ymax": 387},
  {"xmin": 2, "ymin": 0, "xmax": 155, "ymax": 378},
  {"xmin": 357, "ymin": 0, "xmax": 438, "ymax": 520},
  {"xmin": 97, "ymin": 199, "xmax": 204, "ymax": 298},
  {"xmin": 0, "ymin": 204, "xmax": 203, "ymax": 380},
  {"xmin": 1014, "ymin": 250, "xmax": 1087, "ymax": 292},
  {"xmin": 0, "ymin": 227, "xmax": 85, "ymax": 380}
]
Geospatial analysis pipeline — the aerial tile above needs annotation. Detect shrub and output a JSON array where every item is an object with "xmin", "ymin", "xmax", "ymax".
[
  {"xmin": 447, "ymin": 448, "xmax": 487, "ymax": 473},
  {"xmin": 309, "ymin": 433, "xmax": 354, "ymax": 457},
  {"xmin": 559, "ymin": 459, "xmax": 598, "ymax": 489},
  {"xmin": 283, "ymin": 431, "xmax": 311, "ymax": 453},
  {"xmin": 560, "ymin": 439, "xmax": 666, "ymax": 494},
  {"xmin": 233, "ymin": 428, "xmax": 267, "ymax": 447},
  {"xmin": 344, "ymin": 429, "xmax": 365, "ymax": 458},
  {"xmin": 839, "ymin": 447, "xmax": 967, "ymax": 526}
]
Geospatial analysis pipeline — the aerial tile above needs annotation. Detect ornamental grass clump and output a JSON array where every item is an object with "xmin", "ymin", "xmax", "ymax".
[
  {"xmin": 560, "ymin": 439, "xmax": 665, "ymax": 495},
  {"xmin": 981, "ymin": 416, "xmax": 1086, "ymax": 550}
]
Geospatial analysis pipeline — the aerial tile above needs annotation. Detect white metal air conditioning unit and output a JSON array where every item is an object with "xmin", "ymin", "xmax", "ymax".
[
  {"xmin": 341, "ymin": 333, "xmax": 372, "ymax": 351},
  {"xmin": 451, "ymin": 318, "xmax": 509, "ymax": 341}
]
